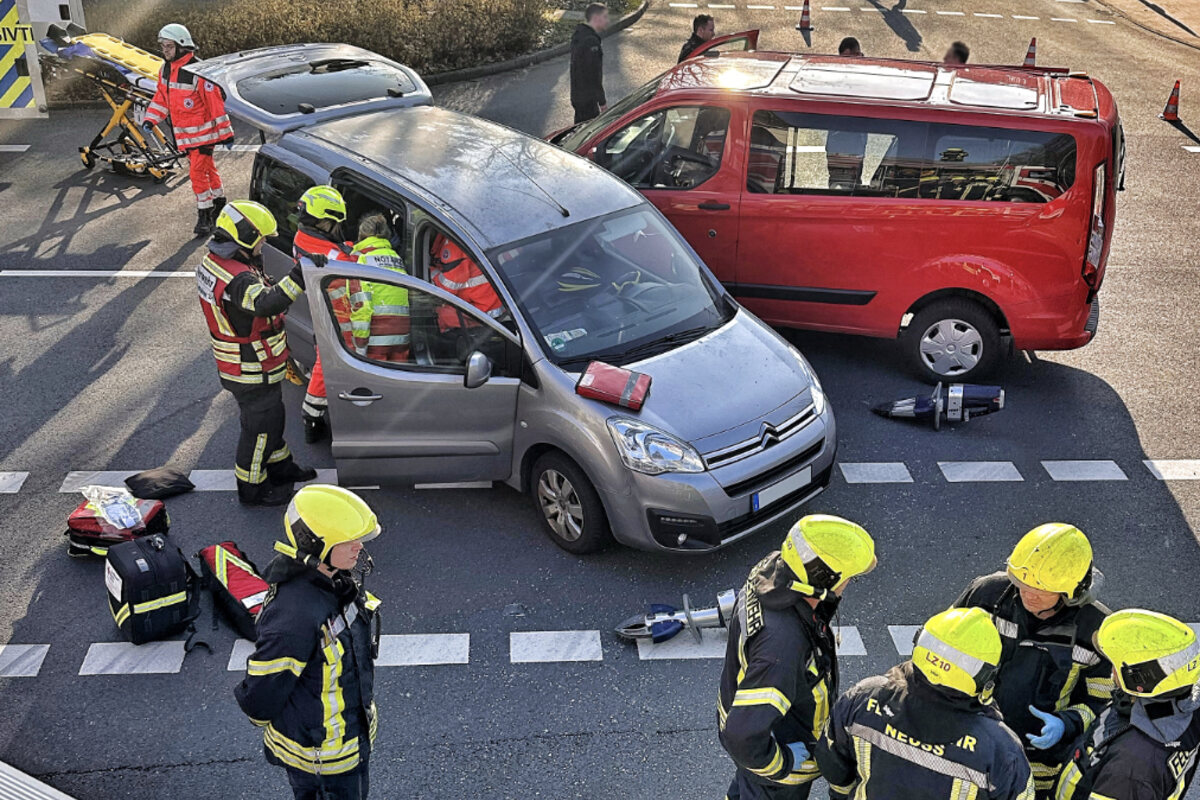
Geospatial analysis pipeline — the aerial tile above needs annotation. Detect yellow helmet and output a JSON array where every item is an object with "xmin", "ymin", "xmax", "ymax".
[
  {"xmin": 780, "ymin": 514, "xmax": 877, "ymax": 598},
  {"xmin": 1096, "ymin": 610, "xmax": 1200, "ymax": 698},
  {"xmin": 1007, "ymin": 523, "xmax": 1093, "ymax": 600},
  {"xmin": 215, "ymin": 200, "xmax": 278, "ymax": 250},
  {"xmin": 298, "ymin": 184, "xmax": 347, "ymax": 223},
  {"xmin": 275, "ymin": 484, "xmax": 380, "ymax": 565},
  {"xmin": 913, "ymin": 608, "xmax": 1003, "ymax": 697}
]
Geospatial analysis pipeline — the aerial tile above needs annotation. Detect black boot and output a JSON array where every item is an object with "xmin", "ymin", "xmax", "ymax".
[
  {"xmin": 271, "ymin": 460, "xmax": 318, "ymax": 484},
  {"xmin": 304, "ymin": 415, "xmax": 328, "ymax": 444},
  {"xmin": 193, "ymin": 207, "xmax": 214, "ymax": 238},
  {"xmin": 238, "ymin": 481, "xmax": 294, "ymax": 507},
  {"xmin": 211, "ymin": 196, "xmax": 227, "ymax": 218}
]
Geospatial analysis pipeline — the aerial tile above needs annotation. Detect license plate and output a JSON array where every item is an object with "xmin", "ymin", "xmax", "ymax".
[{"xmin": 752, "ymin": 466, "xmax": 812, "ymax": 513}]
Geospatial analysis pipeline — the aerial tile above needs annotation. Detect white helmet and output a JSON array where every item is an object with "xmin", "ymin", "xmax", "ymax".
[{"xmin": 157, "ymin": 23, "xmax": 195, "ymax": 49}]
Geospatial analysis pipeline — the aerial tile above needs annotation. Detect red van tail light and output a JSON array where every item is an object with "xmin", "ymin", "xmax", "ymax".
[{"xmin": 1083, "ymin": 164, "xmax": 1106, "ymax": 288}]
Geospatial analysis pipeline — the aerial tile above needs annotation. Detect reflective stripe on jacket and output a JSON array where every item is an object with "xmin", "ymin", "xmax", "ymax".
[
  {"xmin": 143, "ymin": 52, "xmax": 233, "ymax": 150},
  {"xmin": 197, "ymin": 252, "xmax": 299, "ymax": 385},
  {"xmin": 350, "ymin": 236, "xmax": 410, "ymax": 362},
  {"xmin": 235, "ymin": 563, "xmax": 381, "ymax": 776},
  {"xmin": 293, "ymin": 228, "xmax": 364, "ymax": 347},
  {"xmin": 430, "ymin": 234, "xmax": 502, "ymax": 331}
]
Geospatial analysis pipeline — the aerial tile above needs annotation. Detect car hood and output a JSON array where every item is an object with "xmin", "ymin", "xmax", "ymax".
[{"xmin": 623, "ymin": 311, "xmax": 812, "ymax": 444}]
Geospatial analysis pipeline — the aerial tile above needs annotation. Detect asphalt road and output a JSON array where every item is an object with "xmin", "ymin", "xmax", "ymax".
[{"xmin": 2, "ymin": 0, "xmax": 1200, "ymax": 797}]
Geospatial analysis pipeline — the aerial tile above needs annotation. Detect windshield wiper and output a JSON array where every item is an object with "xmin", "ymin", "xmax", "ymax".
[{"xmin": 615, "ymin": 325, "xmax": 715, "ymax": 361}]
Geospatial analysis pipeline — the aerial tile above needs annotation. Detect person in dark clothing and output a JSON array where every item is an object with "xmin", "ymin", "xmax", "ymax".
[
  {"xmin": 679, "ymin": 14, "xmax": 715, "ymax": 62},
  {"xmin": 1056, "ymin": 609, "xmax": 1200, "ymax": 800},
  {"xmin": 196, "ymin": 200, "xmax": 316, "ymax": 506},
  {"xmin": 570, "ymin": 3, "xmax": 610, "ymax": 123},
  {"xmin": 955, "ymin": 523, "xmax": 1113, "ymax": 799},
  {"xmin": 718, "ymin": 515, "xmax": 877, "ymax": 800},
  {"xmin": 945, "ymin": 41, "xmax": 970, "ymax": 64},
  {"xmin": 236, "ymin": 484, "xmax": 383, "ymax": 800},
  {"xmin": 815, "ymin": 607, "xmax": 1036, "ymax": 799},
  {"xmin": 837, "ymin": 37, "xmax": 861, "ymax": 56}
]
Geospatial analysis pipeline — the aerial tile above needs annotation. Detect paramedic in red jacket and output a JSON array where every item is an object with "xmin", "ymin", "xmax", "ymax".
[{"xmin": 142, "ymin": 23, "xmax": 234, "ymax": 237}]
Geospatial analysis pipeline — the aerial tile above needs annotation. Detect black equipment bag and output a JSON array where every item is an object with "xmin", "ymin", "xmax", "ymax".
[
  {"xmin": 124, "ymin": 467, "xmax": 195, "ymax": 500},
  {"xmin": 105, "ymin": 534, "xmax": 201, "ymax": 645},
  {"xmin": 198, "ymin": 541, "xmax": 269, "ymax": 641}
]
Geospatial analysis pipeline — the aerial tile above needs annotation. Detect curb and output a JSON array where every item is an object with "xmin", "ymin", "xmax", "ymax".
[
  {"xmin": 1088, "ymin": 0, "xmax": 1200, "ymax": 52},
  {"xmin": 424, "ymin": 0, "xmax": 651, "ymax": 86}
]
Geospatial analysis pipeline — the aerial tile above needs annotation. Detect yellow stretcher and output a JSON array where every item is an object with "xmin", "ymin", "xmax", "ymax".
[{"xmin": 39, "ymin": 24, "xmax": 183, "ymax": 181}]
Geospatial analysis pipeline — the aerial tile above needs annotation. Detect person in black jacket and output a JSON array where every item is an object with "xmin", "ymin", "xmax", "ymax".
[
  {"xmin": 815, "ymin": 607, "xmax": 1036, "ymax": 799},
  {"xmin": 570, "ymin": 3, "xmax": 609, "ymax": 123},
  {"xmin": 235, "ymin": 485, "xmax": 383, "ymax": 799},
  {"xmin": 679, "ymin": 14, "xmax": 715, "ymax": 62},
  {"xmin": 955, "ymin": 523, "xmax": 1113, "ymax": 798},
  {"xmin": 718, "ymin": 515, "xmax": 877, "ymax": 799},
  {"xmin": 1056, "ymin": 609, "xmax": 1200, "ymax": 800}
]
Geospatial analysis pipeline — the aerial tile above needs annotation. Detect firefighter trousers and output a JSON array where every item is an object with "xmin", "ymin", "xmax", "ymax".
[
  {"xmin": 285, "ymin": 763, "xmax": 369, "ymax": 800},
  {"xmin": 225, "ymin": 381, "xmax": 299, "ymax": 502},
  {"xmin": 302, "ymin": 349, "xmax": 328, "ymax": 422},
  {"xmin": 725, "ymin": 770, "xmax": 812, "ymax": 800},
  {"xmin": 186, "ymin": 145, "xmax": 224, "ymax": 210}
]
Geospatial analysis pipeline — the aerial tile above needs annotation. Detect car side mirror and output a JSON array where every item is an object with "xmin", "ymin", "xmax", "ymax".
[{"xmin": 464, "ymin": 351, "xmax": 492, "ymax": 389}]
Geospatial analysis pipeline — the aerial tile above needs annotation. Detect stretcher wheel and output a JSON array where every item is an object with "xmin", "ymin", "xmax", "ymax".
[
  {"xmin": 151, "ymin": 169, "xmax": 168, "ymax": 184},
  {"xmin": 80, "ymin": 150, "xmax": 96, "ymax": 170}
]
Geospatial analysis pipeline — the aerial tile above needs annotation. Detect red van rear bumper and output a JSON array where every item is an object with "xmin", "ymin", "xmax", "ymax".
[{"xmin": 1006, "ymin": 292, "xmax": 1099, "ymax": 351}]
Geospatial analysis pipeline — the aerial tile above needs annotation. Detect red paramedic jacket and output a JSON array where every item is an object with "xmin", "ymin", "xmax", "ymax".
[{"xmin": 144, "ymin": 51, "xmax": 234, "ymax": 151}]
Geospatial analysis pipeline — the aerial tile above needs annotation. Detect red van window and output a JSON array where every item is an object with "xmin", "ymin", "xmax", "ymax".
[
  {"xmin": 598, "ymin": 106, "xmax": 732, "ymax": 190},
  {"xmin": 748, "ymin": 110, "xmax": 1076, "ymax": 203}
]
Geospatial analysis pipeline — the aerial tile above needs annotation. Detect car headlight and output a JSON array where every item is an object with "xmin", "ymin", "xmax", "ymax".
[
  {"xmin": 607, "ymin": 418, "xmax": 706, "ymax": 475},
  {"xmin": 790, "ymin": 347, "xmax": 827, "ymax": 417}
]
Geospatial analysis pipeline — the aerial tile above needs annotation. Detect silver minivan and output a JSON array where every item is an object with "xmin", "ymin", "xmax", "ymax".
[{"xmin": 197, "ymin": 44, "xmax": 837, "ymax": 554}]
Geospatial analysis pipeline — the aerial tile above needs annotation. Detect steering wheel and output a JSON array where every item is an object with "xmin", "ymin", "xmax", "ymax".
[
  {"xmin": 613, "ymin": 274, "xmax": 674, "ymax": 314},
  {"xmin": 668, "ymin": 150, "xmax": 718, "ymax": 188}
]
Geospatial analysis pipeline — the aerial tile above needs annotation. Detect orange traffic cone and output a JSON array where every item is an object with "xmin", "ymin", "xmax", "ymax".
[
  {"xmin": 1023, "ymin": 38, "xmax": 1037, "ymax": 67},
  {"xmin": 1160, "ymin": 80, "xmax": 1180, "ymax": 121},
  {"xmin": 795, "ymin": 0, "xmax": 813, "ymax": 31}
]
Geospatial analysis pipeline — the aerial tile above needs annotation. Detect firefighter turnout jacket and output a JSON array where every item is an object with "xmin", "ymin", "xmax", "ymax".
[
  {"xmin": 197, "ymin": 240, "xmax": 301, "ymax": 387},
  {"xmin": 718, "ymin": 552, "xmax": 838, "ymax": 789},
  {"xmin": 235, "ymin": 556, "xmax": 381, "ymax": 776},
  {"xmin": 1056, "ymin": 686, "xmax": 1200, "ymax": 800},
  {"xmin": 349, "ymin": 236, "xmax": 410, "ymax": 362},
  {"xmin": 956, "ymin": 573, "xmax": 1113, "ymax": 794},
  {"xmin": 815, "ymin": 662, "xmax": 1036, "ymax": 800},
  {"xmin": 143, "ymin": 51, "xmax": 233, "ymax": 151}
]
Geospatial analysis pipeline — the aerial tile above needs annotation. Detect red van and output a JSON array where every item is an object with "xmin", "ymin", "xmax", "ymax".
[{"xmin": 552, "ymin": 43, "xmax": 1124, "ymax": 381}]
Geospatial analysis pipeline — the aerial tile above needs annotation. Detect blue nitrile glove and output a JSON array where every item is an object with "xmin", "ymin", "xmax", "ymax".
[
  {"xmin": 787, "ymin": 741, "xmax": 811, "ymax": 766},
  {"xmin": 1026, "ymin": 706, "xmax": 1065, "ymax": 749},
  {"xmin": 141, "ymin": 121, "xmax": 154, "ymax": 133}
]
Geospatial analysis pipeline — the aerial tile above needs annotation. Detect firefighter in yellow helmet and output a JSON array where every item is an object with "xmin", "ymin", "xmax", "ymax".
[
  {"xmin": 197, "ymin": 201, "xmax": 316, "ymax": 506},
  {"xmin": 814, "ymin": 608, "xmax": 1036, "ymax": 799},
  {"xmin": 235, "ymin": 485, "xmax": 382, "ymax": 799},
  {"xmin": 718, "ymin": 515, "xmax": 877, "ymax": 800},
  {"xmin": 1056, "ymin": 610, "xmax": 1200, "ymax": 800},
  {"xmin": 954, "ymin": 524, "xmax": 1113, "ymax": 798}
]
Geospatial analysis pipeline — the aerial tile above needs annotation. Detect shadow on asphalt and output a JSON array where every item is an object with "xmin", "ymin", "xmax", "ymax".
[{"xmin": 866, "ymin": 0, "xmax": 923, "ymax": 53}]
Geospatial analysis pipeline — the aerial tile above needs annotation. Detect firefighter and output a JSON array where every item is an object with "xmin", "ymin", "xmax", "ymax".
[
  {"xmin": 718, "ymin": 514, "xmax": 878, "ymax": 799},
  {"xmin": 954, "ymin": 524, "xmax": 1113, "ymax": 798},
  {"xmin": 196, "ymin": 201, "xmax": 316, "ymax": 506},
  {"xmin": 293, "ymin": 185, "xmax": 361, "ymax": 444},
  {"xmin": 142, "ymin": 24, "xmax": 234, "ymax": 236},
  {"xmin": 235, "ymin": 484, "xmax": 382, "ymax": 800},
  {"xmin": 815, "ymin": 607, "xmax": 1036, "ymax": 799},
  {"xmin": 349, "ymin": 213, "xmax": 410, "ymax": 362},
  {"xmin": 1056, "ymin": 609, "xmax": 1200, "ymax": 800}
]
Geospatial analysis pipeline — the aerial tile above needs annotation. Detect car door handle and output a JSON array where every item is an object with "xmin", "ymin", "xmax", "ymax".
[
  {"xmin": 698, "ymin": 201, "xmax": 731, "ymax": 211},
  {"xmin": 338, "ymin": 391, "xmax": 383, "ymax": 402}
]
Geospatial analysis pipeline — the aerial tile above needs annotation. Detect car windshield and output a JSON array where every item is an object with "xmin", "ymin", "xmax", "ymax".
[
  {"xmin": 555, "ymin": 74, "xmax": 664, "ymax": 152},
  {"xmin": 488, "ymin": 207, "xmax": 734, "ymax": 368}
]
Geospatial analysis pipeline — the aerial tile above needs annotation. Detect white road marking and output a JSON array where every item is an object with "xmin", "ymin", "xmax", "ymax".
[
  {"xmin": 785, "ymin": 5, "xmax": 805, "ymax": 8},
  {"xmin": 638, "ymin": 629, "xmax": 729, "ymax": 660},
  {"xmin": 0, "ymin": 761, "xmax": 77, "ymax": 800},
  {"xmin": 0, "ymin": 644, "xmax": 50, "ymax": 677},
  {"xmin": 708, "ymin": 3, "xmax": 736, "ymax": 7},
  {"xmin": 414, "ymin": 481, "xmax": 493, "ymax": 489},
  {"xmin": 1042, "ymin": 460, "xmax": 1128, "ymax": 481},
  {"xmin": 79, "ymin": 641, "xmax": 187, "ymax": 675},
  {"xmin": 189, "ymin": 468, "xmax": 337, "ymax": 491},
  {"xmin": 839, "ymin": 462, "xmax": 913, "ymax": 484},
  {"xmin": 0, "ymin": 270, "xmax": 193, "ymax": 279},
  {"xmin": 668, "ymin": 2, "xmax": 699, "ymax": 6},
  {"xmin": 510, "ymin": 630, "xmax": 603, "ymax": 663},
  {"xmin": 1051, "ymin": 17, "xmax": 1078, "ymax": 21},
  {"xmin": 377, "ymin": 634, "xmax": 471, "ymax": 666},
  {"xmin": 901, "ymin": 8, "xmax": 926, "ymax": 12},
  {"xmin": 1086, "ymin": 18, "xmax": 1115, "ymax": 23},
  {"xmin": 227, "ymin": 639, "xmax": 256, "ymax": 671},
  {"xmin": 936, "ymin": 10, "xmax": 965, "ymax": 15},
  {"xmin": 0, "ymin": 472, "xmax": 29, "ymax": 494},
  {"xmin": 59, "ymin": 470, "xmax": 140, "ymax": 493},
  {"xmin": 1144, "ymin": 459, "xmax": 1200, "ymax": 480},
  {"xmin": 220, "ymin": 144, "xmax": 261, "ymax": 153},
  {"xmin": 748, "ymin": 4, "xmax": 776, "ymax": 8},
  {"xmin": 974, "ymin": 12, "xmax": 1003, "ymax": 17},
  {"xmin": 1012, "ymin": 14, "xmax": 1039, "ymax": 19},
  {"xmin": 1182, "ymin": 146, "xmax": 1200, "ymax": 153},
  {"xmin": 834, "ymin": 626, "xmax": 867, "ymax": 656},
  {"xmin": 888, "ymin": 625, "xmax": 922, "ymax": 656},
  {"xmin": 821, "ymin": 5, "xmax": 850, "ymax": 9},
  {"xmin": 938, "ymin": 461, "xmax": 1024, "ymax": 483},
  {"xmin": 0, "ymin": 144, "xmax": 30, "ymax": 153}
]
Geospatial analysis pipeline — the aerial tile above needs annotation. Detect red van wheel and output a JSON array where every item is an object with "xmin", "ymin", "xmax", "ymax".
[{"xmin": 903, "ymin": 299, "xmax": 1000, "ymax": 383}]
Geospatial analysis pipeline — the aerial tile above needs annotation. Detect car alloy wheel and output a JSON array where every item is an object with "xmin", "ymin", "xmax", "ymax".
[{"xmin": 537, "ymin": 469, "xmax": 585, "ymax": 543}]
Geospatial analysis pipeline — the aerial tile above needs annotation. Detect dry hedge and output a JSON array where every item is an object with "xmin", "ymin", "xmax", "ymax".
[{"xmin": 82, "ymin": 0, "xmax": 549, "ymax": 74}]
